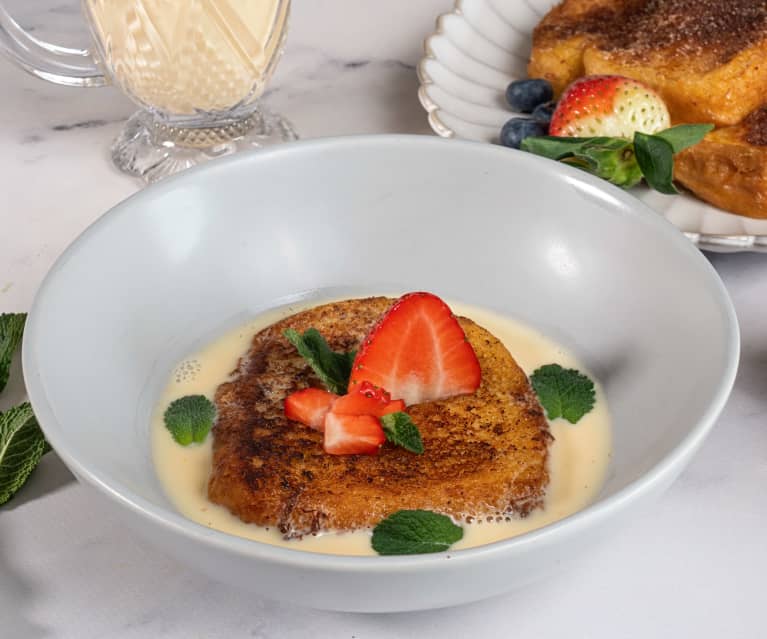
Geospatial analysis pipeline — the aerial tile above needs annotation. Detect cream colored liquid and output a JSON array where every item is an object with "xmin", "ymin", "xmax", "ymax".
[
  {"xmin": 85, "ymin": 0, "xmax": 288, "ymax": 113},
  {"xmin": 152, "ymin": 302, "xmax": 611, "ymax": 556}
]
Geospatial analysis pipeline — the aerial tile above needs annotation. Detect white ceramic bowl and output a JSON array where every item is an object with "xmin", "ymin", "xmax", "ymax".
[{"xmin": 23, "ymin": 136, "xmax": 739, "ymax": 612}]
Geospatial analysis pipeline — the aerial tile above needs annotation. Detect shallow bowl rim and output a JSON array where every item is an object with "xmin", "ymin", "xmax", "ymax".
[{"xmin": 22, "ymin": 134, "xmax": 741, "ymax": 570}]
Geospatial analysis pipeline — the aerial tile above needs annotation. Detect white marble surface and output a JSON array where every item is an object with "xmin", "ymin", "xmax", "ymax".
[{"xmin": 1, "ymin": 1, "xmax": 765, "ymax": 637}]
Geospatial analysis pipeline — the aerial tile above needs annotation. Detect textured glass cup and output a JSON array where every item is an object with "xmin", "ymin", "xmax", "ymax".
[{"xmin": 0, "ymin": 0, "xmax": 295, "ymax": 182}]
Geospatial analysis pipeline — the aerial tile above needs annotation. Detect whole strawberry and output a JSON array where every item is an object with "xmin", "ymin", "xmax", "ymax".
[{"xmin": 549, "ymin": 75, "xmax": 670, "ymax": 139}]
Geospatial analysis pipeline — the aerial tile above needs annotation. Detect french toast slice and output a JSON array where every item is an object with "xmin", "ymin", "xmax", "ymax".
[
  {"xmin": 208, "ymin": 297, "xmax": 552, "ymax": 538},
  {"xmin": 675, "ymin": 107, "xmax": 767, "ymax": 219},
  {"xmin": 529, "ymin": 0, "xmax": 767, "ymax": 126}
]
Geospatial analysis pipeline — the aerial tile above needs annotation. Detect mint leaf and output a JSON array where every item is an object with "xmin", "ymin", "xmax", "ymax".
[
  {"xmin": 0, "ymin": 313, "xmax": 26, "ymax": 393},
  {"xmin": 0, "ymin": 403, "xmax": 47, "ymax": 505},
  {"xmin": 530, "ymin": 364, "xmax": 596, "ymax": 424},
  {"xmin": 381, "ymin": 412, "xmax": 424, "ymax": 454},
  {"xmin": 521, "ymin": 136, "xmax": 609, "ymax": 159},
  {"xmin": 372, "ymin": 510, "xmax": 463, "ymax": 555},
  {"xmin": 163, "ymin": 395, "xmax": 216, "ymax": 445},
  {"xmin": 634, "ymin": 132, "xmax": 677, "ymax": 194},
  {"xmin": 654, "ymin": 124, "xmax": 714, "ymax": 153},
  {"xmin": 284, "ymin": 328, "xmax": 355, "ymax": 394}
]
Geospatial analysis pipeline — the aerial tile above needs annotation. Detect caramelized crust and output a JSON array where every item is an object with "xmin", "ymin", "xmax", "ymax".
[
  {"xmin": 208, "ymin": 298, "xmax": 552, "ymax": 538},
  {"xmin": 675, "ymin": 107, "xmax": 767, "ymax": 219},
  {"xmin": 529, "ymin": 0, "xmax": 767, "ymax": 126}
]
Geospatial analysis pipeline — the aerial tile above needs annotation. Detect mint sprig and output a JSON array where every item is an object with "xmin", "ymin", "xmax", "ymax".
[
  {"xmin": 381, "ymin": 412, "xmax": 424, "ymax": 454},
  {"xmin": 0, "ymin": 403, "xmax": 47, "ymax": 505},
  {"xmin": 284, "ymin": 328, "xmax": 355, "ymax": 395},
  {"xmin": 371, "ymin": 510, "xmax": 463, "ymax": 555},
  {"xmin": 521, "ymin": 123, "xmax": 713, "ymax": 194},
  {"xmin": 0, "ymin": 313, "xmax": 52, "ymax": 506},
  {"xmin": 530, "ymin": 364, "xmax": 595, "ymax": 424},
  {"xmin": 0, "ymin": 313, "xmax": 26, "ymax": 394},
  {"xmin": 163, "ymin": 395, "xmax": 216, "ymax": 445}
]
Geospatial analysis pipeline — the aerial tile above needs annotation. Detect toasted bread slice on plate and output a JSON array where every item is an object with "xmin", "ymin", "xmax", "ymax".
[
  {"xmin": 675, "ymin": 107, "xmax": 767, "ymax": 220},
  {"xmin": 529, "ymin": 0, "xmax": 767, "ymax": 126}
]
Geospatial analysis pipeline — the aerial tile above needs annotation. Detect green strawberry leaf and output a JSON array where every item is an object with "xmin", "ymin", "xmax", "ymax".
[
  {"xmin": 530, "ymin": 364, "xmax": 596, "ymax": 424},
  {"xmin": 372, "ymin": 510, "xmax": 463, "ymax": 555},
  {"xmin": 575, "ymin": 139, "xmax": 644, "ymax": 188},
  {"xmin": 284, "ymin": 328, "xmax": 355, "ymax": 395},
  {"xmin": 522, "ymin": 136, "xmax": 644, "ymax": 188},
  {"xmin": 654, "ymin": 124, "xmax": 714, "ymax": 153},
  {"xmin": 521, "ymin": 123, "xmax": 713, "ymax": 195},
  {"xmin": 0, "ymin": 403, "xmax": 47, "ymax": 506},
  {"xmin": 634, "ymin": 132, "xmax": 677, "ymax": 194},
  {"xmin": 0, "ymin": 313, "xmax": 26, "ymax": 394},
  {"xmin": 380, "ymin": 412, "xmax": 424, "ymax": 454},
  {"xmin": 163, "ymin": 395, "xmax": 216, "ymax": 445}
]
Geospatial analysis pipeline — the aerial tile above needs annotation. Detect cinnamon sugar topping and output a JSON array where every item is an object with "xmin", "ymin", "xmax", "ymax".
[
  {"xmin": 744, "ymin": 106, "xmax": 767, "ymax": 145},
  {"xmin": 540, "ymin": 0, "xmax": 767, "ymax": 64}
]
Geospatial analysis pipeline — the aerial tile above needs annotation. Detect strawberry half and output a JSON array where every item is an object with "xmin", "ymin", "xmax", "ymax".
[
  {"xmin": 284, "ymin": 388, "xmax": 338, "ymax": 431},
  {"xmin": 549, "ymin": 75, "xmax": 670, "ymax": 139},
  {"xmin": 349, "ymin": 292, "xmax": 481, "ymax": 406},
  {"xmin": 323, "ymin": 413, "xmax": 385, "ymax": 455},
  {"xmin": 331, "ymin": 381, "xmax": 406, "ymax": 417}
]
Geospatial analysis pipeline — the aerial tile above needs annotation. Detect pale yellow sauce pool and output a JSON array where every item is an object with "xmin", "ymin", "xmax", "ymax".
[{"xmin": 152, "ymin": 301, "xmax": 611, "ymax": 556}]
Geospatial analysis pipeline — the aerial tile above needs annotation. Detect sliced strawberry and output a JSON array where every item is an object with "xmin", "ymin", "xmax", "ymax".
[
  {"xmin": 323, "ymin": 413, "xmax": 385, "ymax": 455},
  {"xmin": 284, "ymin": 388, "xmax": 338, "ymax": 430},
  {"xmin": 349, "ymin": 292, "xmax": 481, "ymax": 406},
  {"xmin": 356, "ymin": 380, "xmax": 392, "ymax": 402},
  {"xmin": 549, "ymin": 75, "xmax": 670, "ymax": 138},
  {"xmin": 382, "ymin": 399, "xmax": 406, "ymax": 415},
  {"xmin": 330, "ymin": 381, "xmax": 405, "ymax": 417}
]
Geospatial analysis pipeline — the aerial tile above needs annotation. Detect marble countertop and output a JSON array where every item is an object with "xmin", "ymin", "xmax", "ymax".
[{"xmin": 1, "ymin": 1, "xmax": 765, "ymax": 637}]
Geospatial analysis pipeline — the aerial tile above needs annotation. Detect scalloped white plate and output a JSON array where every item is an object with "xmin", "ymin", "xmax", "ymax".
[{"xmin": 417, "ymin": 0, "xmax": 767, "ymax": 253}]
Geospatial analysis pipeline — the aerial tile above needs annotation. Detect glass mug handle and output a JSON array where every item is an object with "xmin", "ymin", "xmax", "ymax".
[{"xmin": 0, "ymin": 4, "xmax": 106, "ymax": 87}]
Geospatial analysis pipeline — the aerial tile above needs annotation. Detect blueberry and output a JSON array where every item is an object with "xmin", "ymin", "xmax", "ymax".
[
  {"xmin": 531, "ymin": 100, "xmax": 556, "ymax": 125},
  {"xmin": 499, "ymin": 118, "xmax": 547, "ymax": 149},
  {"xmin": 505, "ymin": 79, "xmax": 554, "ymax": 113}
]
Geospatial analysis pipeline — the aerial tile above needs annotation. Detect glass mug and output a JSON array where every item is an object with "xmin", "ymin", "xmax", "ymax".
[{"xmin": 0, "ymin": 0, "xmax": 295, "ymax": 182}]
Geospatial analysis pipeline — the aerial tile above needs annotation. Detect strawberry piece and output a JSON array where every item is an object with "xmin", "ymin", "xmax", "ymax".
[
  {"xmin": 330, "ymin": 381, "xmax": 405, "ymax": 417},
  {"xmin": 383, "ymin": 399, "xmax": 406, "ymax": 414},
  {"xmin": 549, "ymin": 75, "xmax": 670, "ymax": 139},
  {"xmin": 284, "ymin": 388, "xmax": 338, "ymax": 431},
  {"xmin": 356, "ymin": 380, "xmax": 392, "ymax": 402},
  {"xmin": 349, "ymin": 292, "xmax": 481, "ymax": 406},
  {"xmin": 323, "ymin": 413, "xmax": 385, "ymax": 455}
]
